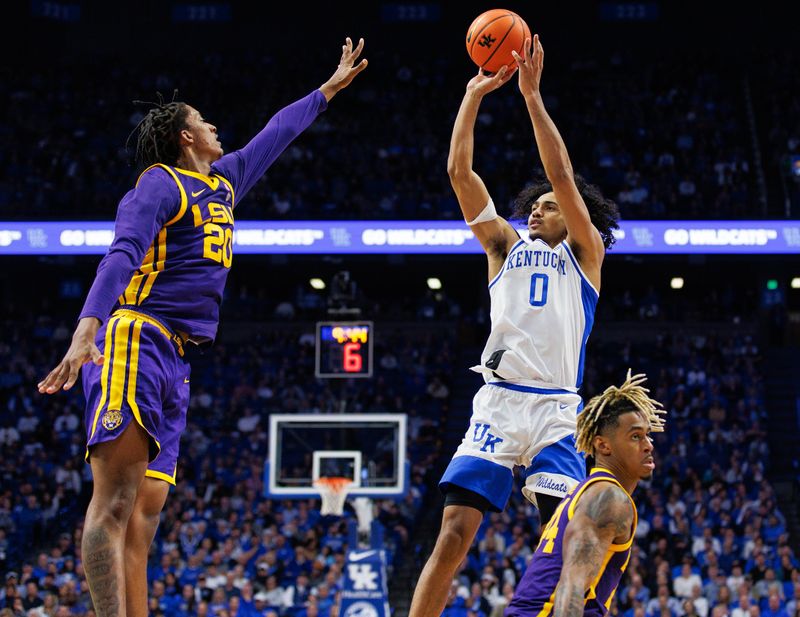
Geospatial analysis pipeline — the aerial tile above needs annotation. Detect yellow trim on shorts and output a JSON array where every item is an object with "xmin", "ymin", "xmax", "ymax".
[
  {"xmin": 113, "ymin": 308, "xmax": 184, "ymax": 356},
  {"xmin": 85, "ymin": 316, "xmax": 120, "ymax": 458},
  {"xmin": 125, "ymin": 319, "xmax": 162, "ymax": 457},
  {"xmin": 86, "ymin": 313, "xmax": 163, "ymax": 462},
  {"xmin": 106, "ymin": 318, "xmax": 132, "ymax": 412},
  {"xmin": 88, "ymin": 315, "xmax": 129, "ymax": 439},
  {"xmin": 145, "ymin": 469, "xmax": 177, "ymax": 486}
]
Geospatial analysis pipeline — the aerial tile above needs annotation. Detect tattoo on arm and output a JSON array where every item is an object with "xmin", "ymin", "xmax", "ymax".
[
  {"xmin": 554, "ymin": 580, "xmax": 586, "ymax": 617},
  {"xmin": 584, "ymin": 484, "xmax": 634, "ymax": 540},
  {"xmin": 552, "ymin": 484, "xmax": 633, "ymax": 617},
  {"xmin": 553, "ymin": 530, "xmax": 605, "ymax": 617}
]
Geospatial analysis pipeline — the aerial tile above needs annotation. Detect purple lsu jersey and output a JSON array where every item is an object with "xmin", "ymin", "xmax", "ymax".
[
  {"xmin": 78, "ymin": 89, "xmax": 328, "ymax": 342},
  {"xmin": 116, "ymin": 164, "xmax": 235, "ymax": 341},
  {"xmin": 76, "ymin": 90, "xmax": 328, "ymax": 482},
  {"xmin": 506, "ymin": 467, "xmax": 637, "ymax": 617}
]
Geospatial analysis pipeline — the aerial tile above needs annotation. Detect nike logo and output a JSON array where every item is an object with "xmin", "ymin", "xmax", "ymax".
[
  {"xmin": 558, "ymin": 403, "xmax": 570, "ymax": 410},
  {"xmin": 184, "ymin": 378, "xmax": 190, "ymax": 383},
  {"xmin": 191, "ymin": 189, "xmax": 207, "ymax": 197},
  {"xmin": 348, "ymin": 550, "xmax": 376, "ymax": 562}
]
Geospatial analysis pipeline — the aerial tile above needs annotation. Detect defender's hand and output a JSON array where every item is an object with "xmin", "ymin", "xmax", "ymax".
[
  {"xmin": 320, "ymin": 37, "xmax": 368, "ymax": 102},
  {"xmin": 38, "ymin": 318, "xmax": 103, "ymax": 393}
]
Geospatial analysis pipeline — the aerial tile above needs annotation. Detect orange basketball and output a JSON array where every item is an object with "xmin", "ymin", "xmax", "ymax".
[{"xmin": 466, "ymin": 9, "xmax": 531, "ymax": 74}]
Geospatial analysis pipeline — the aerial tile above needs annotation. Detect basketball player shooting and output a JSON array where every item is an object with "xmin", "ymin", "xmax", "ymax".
[{"xmin": 409, "ymin": 35, "xmax": 620, "ymax": 617}]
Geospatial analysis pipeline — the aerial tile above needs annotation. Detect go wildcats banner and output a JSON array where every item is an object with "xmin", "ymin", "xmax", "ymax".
[
  {"xmin": 340, "ymin": 549, "xmax": 390, "ymax": 617},
  {"xmin": 0, "ymin": 220, "xmax": 798, "ymax": 254}
]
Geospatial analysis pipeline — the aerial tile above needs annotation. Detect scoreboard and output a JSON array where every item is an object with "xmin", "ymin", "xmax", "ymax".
[{"xmin": 315, "ymin": 322, "xmax": 373, "ymax": 378}]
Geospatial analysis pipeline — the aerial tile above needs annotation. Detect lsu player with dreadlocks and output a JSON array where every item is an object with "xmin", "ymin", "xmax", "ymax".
[
  {"xmin": 506, "ymin": 371, "xmax": 667, "ymax": 617},
  {"xmin": 37, "ymin": 38, "xmax": 367, "ymax": 617}
]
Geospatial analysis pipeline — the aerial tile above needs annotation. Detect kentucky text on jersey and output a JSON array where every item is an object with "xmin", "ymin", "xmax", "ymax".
[
  {"xmin": 502, "ymin": 246, "xmax": 567, "ymax": 275},
  {"xmin": 506, "ymin": 468, "xmax": 638, "ymax": 617},
  {"xmin": 78, "ymin": 90, "xmax": 328, "ymax": 342}
]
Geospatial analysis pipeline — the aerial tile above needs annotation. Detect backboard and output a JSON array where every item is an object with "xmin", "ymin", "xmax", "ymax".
[{"xmin": 265, "ymin": 413, "xmax": 407, "ymax": 499}]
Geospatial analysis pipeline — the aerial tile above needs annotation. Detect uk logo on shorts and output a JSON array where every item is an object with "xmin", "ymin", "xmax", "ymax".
[
  {"xmin": 101, "ymin": 410, "xmax": 123, "ymax": 431},
  {"xmin": 472, "ymin": 423, "xmax": 504, "ymax": 453}
]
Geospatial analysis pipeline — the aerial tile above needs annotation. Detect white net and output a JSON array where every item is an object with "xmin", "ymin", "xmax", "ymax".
[{"xmin": 313, "ymin": 477, "xmax": 353, "ymax": 516}]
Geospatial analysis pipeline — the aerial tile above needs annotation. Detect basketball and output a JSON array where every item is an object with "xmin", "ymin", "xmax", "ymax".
[{"xmin": 465, "ymin": 9, "xmax": 531, "ymax": 74}]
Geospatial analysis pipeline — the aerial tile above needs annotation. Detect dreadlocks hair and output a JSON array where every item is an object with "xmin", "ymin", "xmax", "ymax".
[
  {"xmin": 511, "ymin": 174, "xmax": 621, "ymax": 249},
  {"xmin": 575, "ymin": 369, "xmax": 667, "ymax": 458},
  {"xmin": 126, "ymin": 90, "xmax": 190, "ymax": 170}
]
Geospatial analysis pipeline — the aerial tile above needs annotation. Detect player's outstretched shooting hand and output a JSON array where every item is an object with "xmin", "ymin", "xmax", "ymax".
[
  {"xmin": 512, "ymin": 34, "xmax": 543, "ymax": 98},
  {"xmin": 37, "ymin": 317, "xmax": 103, "ymax": 394},
  {"xmin": 320, "ymin": 37, "xmax": 368, "ymax": 102},
  {"xmin": 466, "ymin": 63, "xmax": 517, "ymax": 98}
]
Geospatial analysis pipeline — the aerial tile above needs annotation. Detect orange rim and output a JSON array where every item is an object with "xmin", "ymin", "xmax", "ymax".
[{"xmin": 313, "ymin": 476, "xmax": 353, "ymax": 492}]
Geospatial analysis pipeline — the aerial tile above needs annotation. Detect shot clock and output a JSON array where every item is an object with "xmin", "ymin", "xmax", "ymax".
[{"xmin": 315, "ymin": 322, "xmax": 373, "ymax": 378}]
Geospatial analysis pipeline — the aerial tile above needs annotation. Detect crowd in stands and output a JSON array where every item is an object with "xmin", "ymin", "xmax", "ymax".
[
  {"xmin": 2, "ymin": 274, "xmax": 794, "ymax": 617},
  {"xmin": 3, "ymin": 8, "xmax": 797, "ymax": 617},
  {"xmin": 756, "ymin": 49, "xmax": 800, "ymax": 218},
  {"xmin": 0, "ymin": 293, "xmax": 453, "ymax": 617},
  {"xmin": 7, "ymin": 37, "xmax": 794, "ymax": 222}
]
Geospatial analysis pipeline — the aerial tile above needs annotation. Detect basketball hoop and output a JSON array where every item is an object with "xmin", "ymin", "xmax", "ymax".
[{"xmin": 313, "ymin": 476, "xmax": 353, "ymax": 516}]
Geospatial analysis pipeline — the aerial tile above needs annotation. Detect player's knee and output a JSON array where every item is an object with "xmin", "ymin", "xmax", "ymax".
[
  {"xmin": 126, "ymin": 513, "xmax": 159, "ymax": 555},
  {"xmin": 132, "ymin": 508, "xmax": 161, "ymax": 537},
  {"xmin": 436, "ymin": 518, "xmax": 475, "ymax": 559},
  {"xmin": 102, "ymin": 486, "xmax": 139, "ymax": 523},
  {"xmin": 433, "ymin": 527, "xmax": 470, "ymax": 563},
  {"xmin": 135, "ymin": 492, "xmax": 166, "ymax": 521}
]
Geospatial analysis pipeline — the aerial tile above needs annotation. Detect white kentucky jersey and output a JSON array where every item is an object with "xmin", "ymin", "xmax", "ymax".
[{"xmin": 471, "ymin": 237, "xmax": 599, "ymax": 390}]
